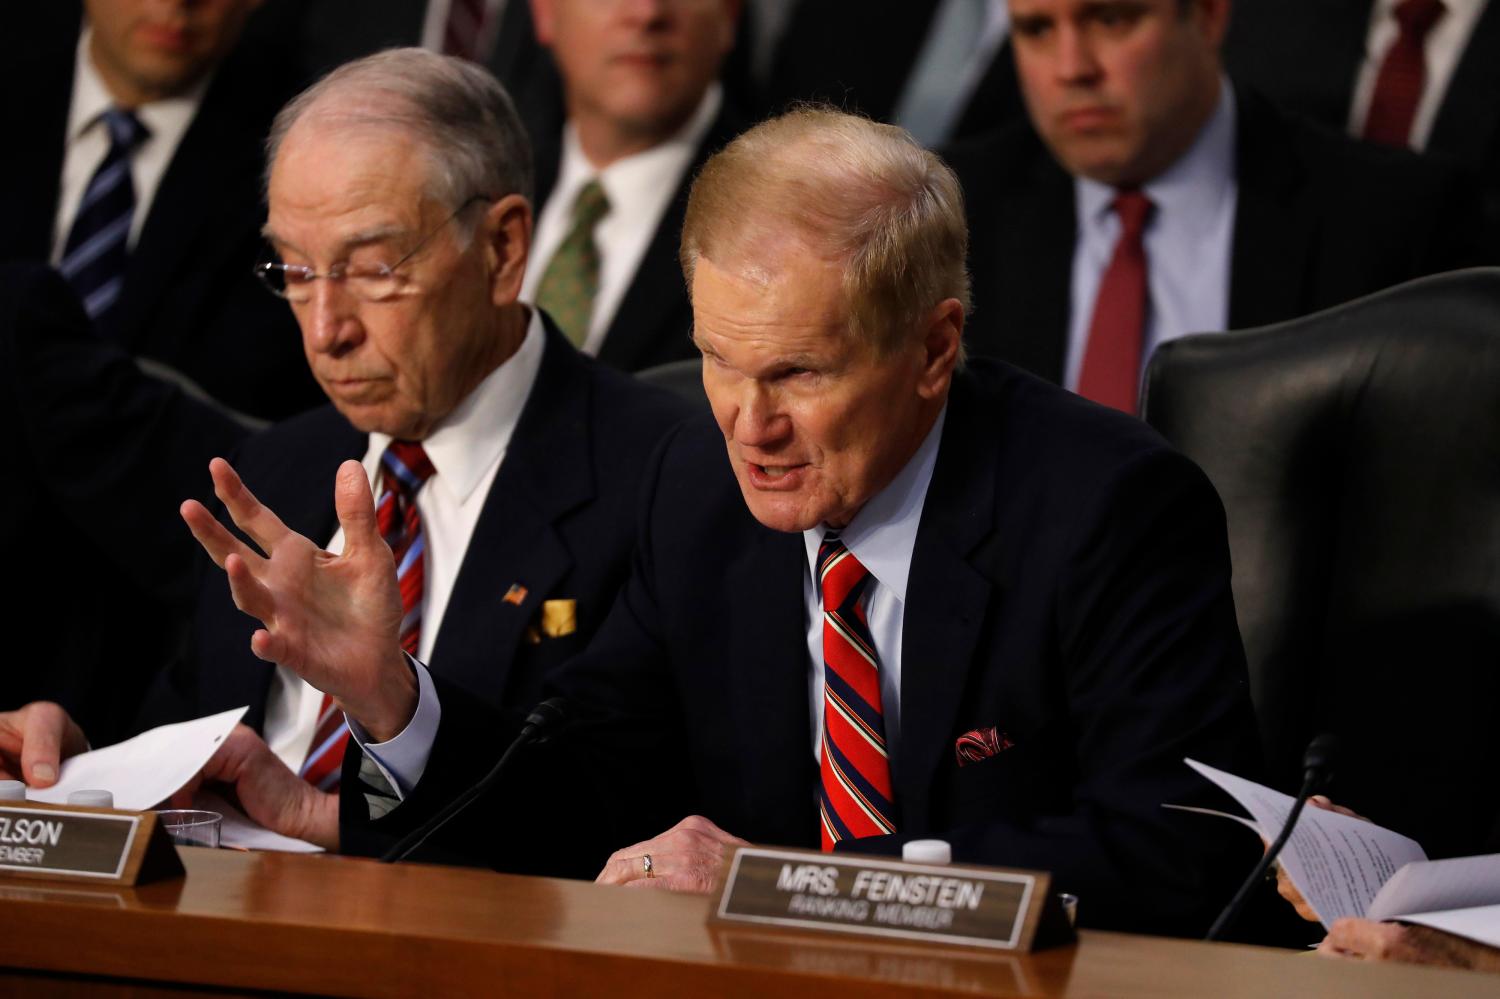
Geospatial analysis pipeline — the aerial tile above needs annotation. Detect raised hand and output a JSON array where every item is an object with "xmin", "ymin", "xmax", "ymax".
[
  {"xmin": 595, "ymin": 815, "xmax": 750, "ymax": 893},
  {"xmin": 180, "ymin": 458, "xmax": 416, "ymax": 741}
]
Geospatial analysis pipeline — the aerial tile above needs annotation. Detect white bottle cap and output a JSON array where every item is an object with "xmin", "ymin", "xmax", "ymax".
[
  {"xmin": 67, "ymin": 789, "xmax": 114, "ymax": 808},
  {"xmin": 0, "ymin": 780, "xmax": 25, "ymax": 801},
  {"xmin": 902, "ymin": 839, "xmax": 952, "ymax": 865}
]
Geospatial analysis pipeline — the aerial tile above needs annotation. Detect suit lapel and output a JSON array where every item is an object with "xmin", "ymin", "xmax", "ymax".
[
  {"xmin": 426, "ymin": 321, "xmax": 591, "ymax": 703},
  {"xmin": 896, "ymin": 377, "xmax": 998, "ymax": 826},
  {"xmin": 110, "ymin": 84, "xmax": 265, "ymax": 353},
  {"xmin": 1428, "ymin": 1, "xmax": 1500, "ymax": 166},
  {"xmin": 723, "ymin": 525, "xmax": 820, "ymax": 845},
  {"xmin": 1228, "ymin": 92, "xmax": 1315, "ymax": 329},
  {"xmin": 992, "ymin": 147, "xmax": 1073, "ymax": 382},
  {"xmin": 595, "ymin": 106, "xmax": 744, "ymax": 372}
]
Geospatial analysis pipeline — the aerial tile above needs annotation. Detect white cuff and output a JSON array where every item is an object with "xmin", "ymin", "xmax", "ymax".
[{"xmin": 346, "ymin": 655, "xmax": 441, "ymax": 800}]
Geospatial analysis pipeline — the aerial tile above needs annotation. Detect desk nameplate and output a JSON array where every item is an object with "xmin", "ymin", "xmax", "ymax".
[
  {"xmin": 712, "ymin": 846, "xmax": 1074, "ymax": 952},
  {"xmin": 0, "ymin": 800, "xmax": 183, "ymax": 886}
]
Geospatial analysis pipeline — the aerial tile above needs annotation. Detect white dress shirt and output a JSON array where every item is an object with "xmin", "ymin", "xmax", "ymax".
[
  {"xmin": 51, "ymin": 29, "xmax": 211, "ymax": 263},
  {"xmin": 378, "ymin": 405, "xmax": 948, "ymax": 798},
  {"xmin": 521, "ymin": 85, "xmax": 722, "ymax": 354},
  {"xmin": 262, "ymin": 309, "xmax": 545, "ymax": 775},
  {"xmin": 1348, "ymin": 0, "xmax": 1489, "ymax": 150},
  {"xmin": 1065, "ymin": 80, "xmax": 1238, "ymax": 393}
]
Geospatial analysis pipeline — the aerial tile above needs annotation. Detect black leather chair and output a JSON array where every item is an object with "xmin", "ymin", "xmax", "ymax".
[
  {"xmin": 1142, "ymin": 268, "xmax": 1500, "ymax": 860},
  {"xmin": 635, "ymin": 357, "xmax": 708, "ymax": 408}
]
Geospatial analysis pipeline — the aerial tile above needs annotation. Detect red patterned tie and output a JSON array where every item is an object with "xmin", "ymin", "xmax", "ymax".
[
  {"xmin": 299, "ymin": 441, "xmax": 436, "ymax": 791},
  {"xmin": 817, "ymin": 534, "xmax": 897, "ymax": 851},
  {"xmin": 1077, "ymin": 190, "xmax": 1154, "ymax": 415},
  {"xmin": 443, "ymin": 0, "xmax": 491, "ymax": 61},
  {"xmin": 1362, "ymin": 0, "xmax": 1448, "ymax": 148}
]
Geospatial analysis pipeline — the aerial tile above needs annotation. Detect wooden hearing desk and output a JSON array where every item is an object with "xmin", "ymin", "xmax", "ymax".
[{"xmin": 0, "ymin": 848, "xmax": 1494, "ymax": 997}]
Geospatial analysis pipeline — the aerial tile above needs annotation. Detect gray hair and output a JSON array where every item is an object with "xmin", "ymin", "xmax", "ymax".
[
  {"xmin": 681, "ymin": 105, "xmax": 969, "ymax": 358},
  {"xmin": 265, "ymin": 48, "xmax": 533, "ymax": 210}
]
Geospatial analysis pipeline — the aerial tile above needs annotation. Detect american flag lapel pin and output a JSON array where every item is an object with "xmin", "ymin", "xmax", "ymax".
[{"xmin": 502, "ymin": 583, "xmax": 529, "ymax": 606}]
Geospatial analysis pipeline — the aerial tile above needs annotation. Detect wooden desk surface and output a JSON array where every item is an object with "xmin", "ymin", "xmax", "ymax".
[{"xmin": 0, "ymin": 848, "xmax": 1494, "ymax": 998}]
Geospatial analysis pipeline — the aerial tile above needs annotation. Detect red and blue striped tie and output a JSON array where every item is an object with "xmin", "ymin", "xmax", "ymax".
[
  {"xmin": 817, "ymin": 534, "xmax": 898, "ymax": 850},
  {"xmin": 300, "ymin": 441, "xmax": 436, "ymax": 791}
]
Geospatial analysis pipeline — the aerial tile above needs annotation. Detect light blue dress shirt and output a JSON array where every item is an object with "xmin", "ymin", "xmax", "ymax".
[{"xmin": 1064, "ymin": 80, "xmax": 1239, "ymax": 393}]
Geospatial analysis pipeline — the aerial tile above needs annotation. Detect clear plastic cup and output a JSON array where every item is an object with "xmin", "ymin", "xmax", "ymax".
[{"xmin": 156, "ymin": 809, "xmax": 222, "ymax": 848}]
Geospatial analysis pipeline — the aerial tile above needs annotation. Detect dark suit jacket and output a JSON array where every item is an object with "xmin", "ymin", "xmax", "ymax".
[
  {"xmin": 136, "ymin": 317, "xmax": 693, "ymax": 738},
  {"xmin": 948, "ymin": 89, "xmax": 1485, "ymax": 381},
  {"xmin": 761, "ymin": 1, "xmax": 1024, "ymax": 142},
  {"xmin": 0, "ymin": 264, "xmax": 250, "ymax": 741},
  {"xmin": 346, "ymin": 360, "xmax": 1263, "ymax": 936},
  {"xmin": 0, "ymin": 3, "xmax": 321, "ymax": 420},
  {"xmin": 530, "ymin": 103, "xmax": 748, "ymax": 373},
  {"xmin": 1223, "ymin": 0, "xmax": 1500, "ymax": 254}
]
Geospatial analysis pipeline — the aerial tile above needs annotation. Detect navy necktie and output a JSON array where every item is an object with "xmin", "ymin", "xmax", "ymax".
[{"xmin": 60, "ymin": 108, "xmax": 149, "ymax": 329}]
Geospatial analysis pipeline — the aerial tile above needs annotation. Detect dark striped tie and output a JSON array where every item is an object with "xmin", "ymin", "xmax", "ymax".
[
  {"xmin": 59, "ymin": 108, "xmax": 149, "ymax": 330},
  {"xmin": 443, "ymin": 0, "xmax": 490, "ymax": 61},
  {"xmin": 817, "ymin": 533, "xmax": 898, "ymax": 850},
  {"xmin": 299, "ymin": 441, "xmax": 437, "ymax": 791}
]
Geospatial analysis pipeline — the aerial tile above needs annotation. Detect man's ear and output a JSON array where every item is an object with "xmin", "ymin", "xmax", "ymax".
[
  {"xmin": 531, "ymin": 0, "xmax": 556, "ymax": 47},
  {"xmin": 916, "ymin": 297, "xmax": 964, "ymax": 401},
  {"xmin": 483, "ymin": 194, "xmax": 533, "ymax": 307}
]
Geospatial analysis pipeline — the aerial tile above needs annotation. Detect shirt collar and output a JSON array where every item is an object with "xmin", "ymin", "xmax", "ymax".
[
  {"xmin": 552, "ymin": 83, "xmax": 723, "ymax": 217},
  {"xmin": 69, "ymin": 26, "xmax": 212, "ymax": 142},
  {"xmin": 1077, "ymin": 76, "xmax": 1237, "ymax": 239},
  {"xmin": 365, "ymin": 307, "xmax": 546, "ymax": 504},
  {"xmin": 802, "ymin": 406, "xmax": 947, "ymax": 605}
]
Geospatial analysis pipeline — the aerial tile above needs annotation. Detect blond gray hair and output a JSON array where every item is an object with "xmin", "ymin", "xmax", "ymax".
[{"xmin": 680, "ymin": 106, "xmax": 969, "ymax": 356}]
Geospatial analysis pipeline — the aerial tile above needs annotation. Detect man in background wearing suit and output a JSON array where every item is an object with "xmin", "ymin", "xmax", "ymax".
[
  {"xmin": 949, "ymin": 0, "xmax": 1481, "ymax": 412},
  {"xmin": 179, "ymin": 107, "xmax": 1260, "ymax": 934},
  {"xmin": 0, "ymin": 0, "xmax": 320, "ymax": 420},
  {"xmin": 520, "ymin": 0, "xmax": 748, "ymax": 372},
  {"xmin": 0, "ymin": 50, "xmax": 689, "ymax": 847},
  {"xmin": 1223, "ymin": 0, "xmax": 1499, "ymax": 252}
]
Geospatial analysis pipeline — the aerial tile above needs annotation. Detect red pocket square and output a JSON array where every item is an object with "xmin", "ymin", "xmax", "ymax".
[{"xmin": 955, "ymin": 726, "xmax": 1015, "ymax": 767}]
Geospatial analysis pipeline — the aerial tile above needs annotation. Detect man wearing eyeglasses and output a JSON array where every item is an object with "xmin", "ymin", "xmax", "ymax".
[{"xmin": 0, "ymin": 49, "xmax": 691, "ymax": 848}]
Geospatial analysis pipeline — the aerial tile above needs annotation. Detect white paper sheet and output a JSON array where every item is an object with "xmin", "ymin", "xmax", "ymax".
[
  {"xmin": 1185, "ymin": 759, "xmax": 1426, "ymax": 927},
  {"xmin": 1395, "ymin": 904, "xmax": 1500, "ymax": 950},
  {"xmin": 27, "ymin": 707, "xmax": 247, "ymax": 811},
  {"xmin": 195, "ymin": 790, "xmax": 324, "ymax": 854},
  {"xmin": 1368, "ymin": 855, "xmax": 1500, "ymax": 923}
]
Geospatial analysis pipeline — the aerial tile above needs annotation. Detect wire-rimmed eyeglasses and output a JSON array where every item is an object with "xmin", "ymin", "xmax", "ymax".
[{"xmin": 254, "ymin": 195, "xmax": 489, "ymax": 304}]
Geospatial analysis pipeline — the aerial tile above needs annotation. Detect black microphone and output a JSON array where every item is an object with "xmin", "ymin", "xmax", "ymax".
[
  {"xmin": 1204, "ymin": 734, "xmax": 1340, "ymax": 941},
  {"xmin": 380, "ymin": 696, "xmax": 569, "ymax": 864}
]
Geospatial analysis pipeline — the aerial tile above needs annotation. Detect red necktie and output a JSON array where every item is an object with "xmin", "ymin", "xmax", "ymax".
[
  {"xmin": 299, "ymin": 441, "xmax": 436, "ymax": 792},
  {"xmin": 1362, "ymin": 0, "xmax": 1448, "ymax": 148},
  {"xmin": 443, "ymin": 0, "xmax": 491, "ymax": 61},
  {"xmin": 1078, "ymin": 190, "xmax": 1154, "ymax": 415},
  {"xmin": 817, "ymin": 535, "xmax": 897, "ymax": 851}
]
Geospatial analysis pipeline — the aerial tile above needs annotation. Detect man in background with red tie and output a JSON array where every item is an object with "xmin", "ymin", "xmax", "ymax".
[
  {"xmin": 175, "ymin": 107, "xmax": 1262, "ymax": 936},
  {"xmin": 947, "ymin": 0, "xmax": 1482, "ymax": 413},
  {"xmin": 0, "ymin": 49, "xmax": 690, "ymax": 846},
  {"xmin": 1224, "ymin": 0, "xmax": 1500, "ymax": 255}
]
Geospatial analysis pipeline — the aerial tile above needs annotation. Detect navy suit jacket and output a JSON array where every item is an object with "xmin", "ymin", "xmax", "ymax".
[
  {"xmin": 948, "ymin": 89, "xmax": 1485, "ymax": 382},
  {"xmin": 136, "ymin": 317, "xmax": 692, "ymax": 737},
  {"xmin": 347, "ymin": 360, "xmax": 1262, "ymax": 936},
  {"xmin": 0, "ymin": 2, "xmax": 320, "ymax": 420}
]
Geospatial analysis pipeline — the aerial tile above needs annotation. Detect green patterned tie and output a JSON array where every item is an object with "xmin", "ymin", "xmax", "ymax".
[{"xmin": 536, "ymin": 180, "xmax": 611, "ymax": 347}]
